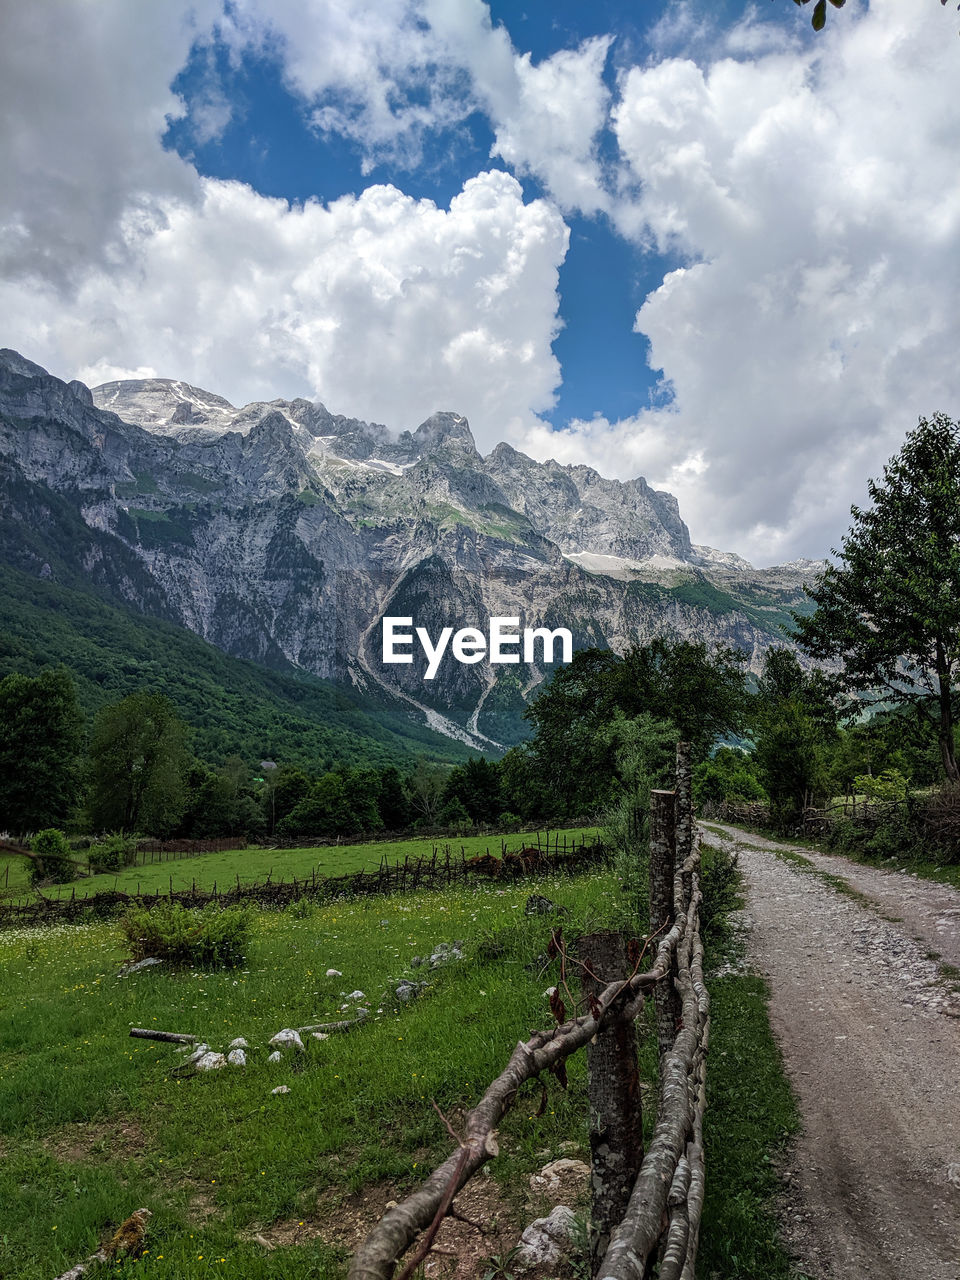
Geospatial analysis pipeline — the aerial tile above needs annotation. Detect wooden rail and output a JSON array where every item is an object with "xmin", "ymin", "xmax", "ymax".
[{"xmin": 349, "ymin": 743, "xmax": 710, "ymax": 1280}]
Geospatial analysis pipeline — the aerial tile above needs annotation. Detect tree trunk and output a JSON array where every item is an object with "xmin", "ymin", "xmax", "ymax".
[
  {"xmin": 578, "ymin": 931, "xmax": 644, "ymax": 1261},
  {"xmin": 936, "ymin": 644, "xmax": 960, "ymax": 783}
]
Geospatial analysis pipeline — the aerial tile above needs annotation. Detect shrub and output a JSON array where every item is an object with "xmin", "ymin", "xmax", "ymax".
[
  {"xmin": 700, "ymin": 842, "xmax": 741, "ymax": 941},
  {"xmin": 29, "ymin": 828, "xmax": 78, "ymax": 885},
  {"xmin": 119, "ymin": 902, "xmax": 250, "ymax": 968},
  {"xmin": 88, "ymin": 833, "xmax": 137, "ymax": 873},
  {"xmin": 497, "ymin": 811, "xmax": 521, "ymax": 833}
]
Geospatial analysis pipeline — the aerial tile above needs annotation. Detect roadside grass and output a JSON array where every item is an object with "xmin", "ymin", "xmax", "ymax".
[
  {"xmin": 1, "ymin": 827, "xmax": 599, "ymax": 906},
  {"xmin": 698, "ymin": 849, "xmax": 809, "ymax": 1280},
  {"xmin": 3, "ymin": 842, "xmax": 802, "ymax": 1280}
]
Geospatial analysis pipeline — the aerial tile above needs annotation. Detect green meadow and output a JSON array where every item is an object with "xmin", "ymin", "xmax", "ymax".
[
  {"xmin": 2, "ymin": 827, "xmax": 599, "ymax": 906},
  {"xmin": 0, "ymin": 846, "xmax": 800, "ymax": 1279}
]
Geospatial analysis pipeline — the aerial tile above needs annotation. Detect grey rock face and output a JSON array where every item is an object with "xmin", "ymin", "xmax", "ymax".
[{"xmin": 0, "ymin": 349, "xmax": 818, "ymax": 749}]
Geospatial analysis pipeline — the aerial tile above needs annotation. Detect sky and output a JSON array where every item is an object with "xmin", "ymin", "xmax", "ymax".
[{"xmin": 1, "ymin": 0, "xmax": 959, "ymax": 566}]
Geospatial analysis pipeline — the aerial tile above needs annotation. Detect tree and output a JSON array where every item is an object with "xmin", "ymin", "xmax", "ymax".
[
  {"xmin": 86, "ymin": 692, "xmax": 188, "ymax": 833},
  {"xmin": 613, "ymin": 638, "xmax": 749, "ymax": 761},
  {"xmin": 0, "ymin": 668, "xmax": 83, "ymax": 838},
  {"xmin": 793, "ymin": 413, "xmax": 960, "ymax": 784},
  {"xmin": 753, "ymin": 648, "xmax": 837, "ymax": 827}
]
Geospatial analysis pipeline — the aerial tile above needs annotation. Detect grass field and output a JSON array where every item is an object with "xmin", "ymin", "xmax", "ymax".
[
  {"xmin": 0, "ymin": 844, "xmax": 802, "ymax": 1279},
  {"xmin": 1, "ymin": 827, "xmax": 600, "ymax": 906}
]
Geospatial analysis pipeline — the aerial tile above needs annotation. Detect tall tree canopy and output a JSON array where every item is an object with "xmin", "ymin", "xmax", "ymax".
[
  {"xmin": 86, "ymin": 692, "xmax": 189, "ymax": 833},
  {"xmin": 0, "ymin": 667, "xmax": 83, "ymax": 838},
  {"xmin": 793, "ymin": 413, "xmax": 960, "ymax": 782}
]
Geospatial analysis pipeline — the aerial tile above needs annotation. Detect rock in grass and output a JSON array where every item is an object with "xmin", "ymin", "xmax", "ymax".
[
  {"xmin": 326, "ymin": 968, "xmax": 342, "ymax": 977},
  {"xmin": 514, "ymin": 1205, "xmax": 576, "ymax": 1269},
  {"xmin": 269, "ymin": 1028, "xmax": 304, "ymax": 1051},
  {"xmin": 271, "ymin": 1085, "xmax": 290, "ymax": 1095},
  {"xmin": 267, "ymin": 1051, "xmax": 283, "ymax": 1063},
  {"xmin": 228, "ymin": 1037, "xmax": 248, "ymax": 1050},
  {"xmin": 529, "ymin": 1159, "xmax": 590, "ymax": 1196},
  {"xmin": 227, "ymin": 1049, "xmax": 247, "ymax": 1067},
  {"xmin": 428, "ymin": 941, "xmax": 465, "ymax": 967},
  {"xmin": 346, "ymin": 990, "xmax": 366, "ymax": 1001},
  {"xmin": 195, "ymin": 1051, "xmax": 228, "ymax": 1071},
  {"xmin": 394, "ymin": 980, "xmax": 426, "ymax": 1003},
  {"xmin": 181, "ymin": 1043, "xmax": 210, "ymax": 1063},
  {"xmin": 117, "ymin": 957, "xmax": 163, "ymax": 977}
]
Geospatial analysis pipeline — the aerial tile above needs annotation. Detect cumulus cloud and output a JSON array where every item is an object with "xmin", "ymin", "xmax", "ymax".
[
  {"xmin": 3, "ymin": 172, "xmax": 569, "ymax": 442},
  {"xmin": 0, "ymin": 0, "xmax": 218, "ymax": 287},
  {"xmin": 511, "ymin": 0, "xmax": 960, "ymax": 564}
]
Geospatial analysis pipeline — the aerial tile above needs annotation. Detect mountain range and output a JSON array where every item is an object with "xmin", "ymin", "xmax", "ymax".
[{"xmin": 0, "ymin": 348, "xmax": 820, "ymax": 752}]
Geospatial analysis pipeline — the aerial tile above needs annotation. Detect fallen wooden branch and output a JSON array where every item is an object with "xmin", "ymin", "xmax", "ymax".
[
  {"xmin": 297, "ymin": 1012, "xmax": 368, "ymax": 1035},
  {"xmin": 128, "ymin": 1028, "xmax": 198, "ymax": 1044}
]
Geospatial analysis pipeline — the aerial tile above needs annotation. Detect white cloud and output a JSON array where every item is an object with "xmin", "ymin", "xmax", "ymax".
[
  {"xmin": 0, "ymin": 0, "xmax": 219, "ymax": 287},
  {"xmin": 3, "ymin": 172, "xmax": 569, "ymax": 442},
  {"xmin": 514, "ymin": 0, "xmax": 960, "ymax": 564}
]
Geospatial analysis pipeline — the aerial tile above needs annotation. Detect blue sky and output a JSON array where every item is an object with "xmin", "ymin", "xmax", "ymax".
[
  {"xmin": 161, "ymin": 1, "xmax": 677, "ymax": 428},
  {"xmin": 2, "ymin": 0, "xmax": 958, "ymax": 564}
]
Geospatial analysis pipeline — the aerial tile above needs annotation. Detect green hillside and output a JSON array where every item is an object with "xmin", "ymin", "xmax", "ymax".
[{"xmin": 0, "ymin": 565, "xmax": 469, "ymax": 768}]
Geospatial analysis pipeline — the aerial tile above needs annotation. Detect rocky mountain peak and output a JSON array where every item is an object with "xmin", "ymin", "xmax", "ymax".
[
  {"xmin": 92, "ymin": 378, "xmax": 237, "ymax": 434},
  {"xmin": 406, "ymin": 412, "xmax": 476, "ymax": 456}
]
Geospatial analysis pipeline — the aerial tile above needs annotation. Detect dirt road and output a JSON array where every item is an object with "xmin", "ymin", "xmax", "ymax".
[{"xmin": 707, "ymin": 824, "xmax": 960, "ymax": 1280}]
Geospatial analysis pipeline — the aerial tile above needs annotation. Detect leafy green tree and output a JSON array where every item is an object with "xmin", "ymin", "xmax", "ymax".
[
  {"xmin": 794, "ymin": 413, "xmax": 960, "ymax": 783},
  {"xmin": 86, "ymin": 692, "xmax": 188, "ymax": 834},
  {"xmin": 0, "ymin": 667, "xmax": 83, "ymax": 838},
  {"xmin": 405, "ymin": 757, "xmax": 449, "ymax": 827},
  {"xmin": 268, "ymin": 766, "xmax": 313, "ymax": 833},
  {"xmin": 377, "ymin": 766, "xmax": 412, "ymax": 830},
  {"xmin": 29, "ymin": 827, "xmax": 78, "ymax": 885},
  {"xmin": 277, "ymin": 771, "xmax": 366, "ymax": 840},
  {"xmin": 693, "ymin": 746, "xmax": 767, "ymax": 809},
  {"xmin": 442, "ymin": 757, "xmax": 503, "ymax": 825},
  {"xmin": 613, "ymin": 638, "xmax": 750, "ymax": 761},
  {"xmin": 753, "ymin": 649, "xmax": 837, "ymax": 827}
]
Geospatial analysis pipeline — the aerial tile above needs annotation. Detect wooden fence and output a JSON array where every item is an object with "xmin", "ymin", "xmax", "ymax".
[
  {"xmin": 350, "ymin": 744, "xmax": 710, "ymax": 1280},
  {"xmin": 0, "ymin": 832, "xmax": 605, "ymax": 929}
]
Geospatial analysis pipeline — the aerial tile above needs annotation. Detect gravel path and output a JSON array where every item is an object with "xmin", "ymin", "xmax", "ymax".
[{"xmin": 706, "ymin": 824, "xmax": 960, "ymax": 1280}]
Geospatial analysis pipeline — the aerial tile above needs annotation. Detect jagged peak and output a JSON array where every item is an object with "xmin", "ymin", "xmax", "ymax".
[
  {"xmin": 0, "ymin": 348, "xmax": 52, "ymax": 379},
  {"xmin": 410, "ymin": 411, "xmax": 476, "ymax": 452}
]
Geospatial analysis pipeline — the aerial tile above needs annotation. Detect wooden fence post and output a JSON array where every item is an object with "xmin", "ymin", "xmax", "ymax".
[
  {"xmin": 650, "ymin": 788, "xmax": 681, "ymax": 1060},
  {"xmin": 675, "ymin": 742, "xmax": 693, "ymax": 867},
  {"xmin": 578, "ymin": 931, "xmax": 645, "ymax": 1261}
]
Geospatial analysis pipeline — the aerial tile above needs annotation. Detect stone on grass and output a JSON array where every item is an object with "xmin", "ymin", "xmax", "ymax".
[
  {"xmin": 326, "ymin": 968, "xmax": 342, "ymax": 977},
  {"xmin": 428, "ymin": 941, "xmax": 465, "ymax": 967},
  {"xmin": 394, "ymin": 980, "xmax": 425, "ymax": 1003},
  {"xmin": 227, "ymin": 1049, "xmax": 247, "ymax": 1067},
  {"xmin": 117, "ymin": 957, "xmax": 163, "ymax": 977},
  {"xmin": 311, "ymin": 1032, "xmax": 329, "ymax": 1042},
  {"xmin": 271, "ymin": 1085, "xmax": 290, "ymax": 1095},
  {"xmin": 182, "ymin": 1043, "xmax": 210, "ymax": 1064},
  {"xmin": 195, "ymin": 1051, "xmax": 228, "ymax": 1072},
  {"xmin": 267, "ymin": 1051, "xmax": 283, "ymax": 1064},
  {"xmin": 269, "ymin": 1028, "xmax": 304, "ymax": 1051},
  {"xmin": 346, "ymin": 990, "xmax": 366, "ymax": 1001},
  {"xmin": 514, "ymin": 1205, "xmax": 576, "ymax": 1270},
  {"xmin": 228, "ymin": 1037, "xmax": 248, "ymax": 1050},
  {"xmin": 529, "ymin": 1159, "xmax": 590, "ymax": 1196}
]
